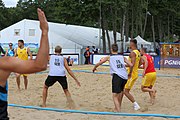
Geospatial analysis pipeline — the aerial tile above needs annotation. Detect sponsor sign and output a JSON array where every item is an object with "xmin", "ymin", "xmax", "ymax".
[
  {"xmin": 92, "ymin": 54, "xmax": 129, "ymax": 66},
  {"xmin": 0, "ymin": 43, "xmax": 39, "ymax": 54},
  {"xmin": 31, "ymin": 54, "xmax": 79, "ymax": 65},
  {"xmin": 161, "ymin": 57, "xmax": 180, "ymax": 68}
]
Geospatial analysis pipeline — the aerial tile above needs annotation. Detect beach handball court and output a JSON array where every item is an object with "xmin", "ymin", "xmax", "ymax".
[{"xmin": 8, "ymin": 65, "xmax": 180, "ymax": 120}]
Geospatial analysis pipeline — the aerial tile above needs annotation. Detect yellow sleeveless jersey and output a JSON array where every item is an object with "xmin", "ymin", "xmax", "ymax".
[
  {"xmin": 128, "ymin": 50, "xmax": 140, "ymax": 77},
  {"xmin": 17, "ymin": 47, "xmax": 28, "ymax": 60}
]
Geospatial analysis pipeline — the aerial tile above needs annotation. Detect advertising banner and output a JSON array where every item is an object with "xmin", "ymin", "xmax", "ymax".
[
  {"xmin": 63, "ymin": 54, "xmax": 79, "ymax": 65},
  {"xmin": 0, "ymin": 43, "xmax": 39, "ymax": 54},
  {"xmin": 92, "ymin": 54, "xmax": 129, "ymax": 66},
  {"xmin": 161, "ymin": 57, "xmax": 180, "ymax": 68}
]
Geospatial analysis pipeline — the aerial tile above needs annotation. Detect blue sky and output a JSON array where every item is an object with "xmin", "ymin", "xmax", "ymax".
[{"xmin": 3, "ymin": 0, "xmax": 18, "ymax": 7}]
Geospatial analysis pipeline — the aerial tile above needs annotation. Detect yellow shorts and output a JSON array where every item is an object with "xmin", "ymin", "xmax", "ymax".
[
  {"xmin": 22, "ymin": 74, "xmax": 28, "ymax": 77},
  {"xmin": 125, "ymin": 76, "xmax": 138, "ymax": 89},
  {"xmin": 16, "ymin": 73, "xmax": 28, "ymax": 77},
  {"xmin": 142, "ymin": 72, "xmax": 156, "ymax": 87}
]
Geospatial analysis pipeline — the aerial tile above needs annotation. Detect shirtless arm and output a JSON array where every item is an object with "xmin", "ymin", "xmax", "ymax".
[
  {"xmin": 141, "ymin": 55, "xmax": 148, "ymax": 77},
  {"xmin": 128, "ymin": 52, "xmax": 136, "ymax": 78},
  {"xmin": 0, "ymin": 8, "xmax": 49, "ymax": 86},
  {"xmin": 64, "ymin": 58, "xmax": 80, "ymax": 87},
  {"xmin": 27, "ymin": 48, "xmax": 33, "ymax": 60}
]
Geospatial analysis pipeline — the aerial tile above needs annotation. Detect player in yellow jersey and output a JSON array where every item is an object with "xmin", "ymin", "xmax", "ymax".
[
  {"xmin": 14, "ymin": 40, "xmax": 32, "ymax": 90},
  {"xmin": 124, "ymin": 39, "xmax": 141, "ymax": 110}
]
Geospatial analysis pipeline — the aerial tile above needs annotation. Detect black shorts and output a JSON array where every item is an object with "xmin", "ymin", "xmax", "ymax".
[
  {"xmin": 112, "ymin": 74, "xmax": 127, "ymax": 93},
  {"xmin": 45, "ymin": 76, "xmax": 68, "ymax": 89}
]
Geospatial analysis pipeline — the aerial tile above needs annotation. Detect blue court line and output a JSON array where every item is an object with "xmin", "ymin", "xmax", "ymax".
[
  {"xmin": 8, "ymin": 104, "xmax": 180, "ymax": 119},
  {"xmin": 35, "ymin": 70, "xmax": 180, "ymax": 78}
]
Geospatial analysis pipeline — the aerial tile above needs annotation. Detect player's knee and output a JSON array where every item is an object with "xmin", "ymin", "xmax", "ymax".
[
  {"xmin": 124, "ymin": 89, "xmax": 130, "ymax": 94},
  {"xmin": 113, "ymin": 93, "xmax": 119, "ymax": 98},
  {"xmin": 141, "ymin": 86, "xmax": 146, "ymax": 92}
]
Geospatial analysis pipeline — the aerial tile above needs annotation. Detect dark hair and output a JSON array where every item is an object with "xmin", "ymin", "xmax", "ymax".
[
  {"xmin": 18, "ymin": 40, "xmax": 24, "ymax": 44},
  {"xmin": 9, "ymin": 43, "xmax": 13, "ymax": 46},
  {"xmin": 141, "ymin": 48, "xmax": 147, "ymax": 53},
  {"xmin": 130, "ymin": 39, "xmax": 137, "ymax": 45},
  {"xmin": 112, "ymin": 44, "xmax": 118, "ymax": 52},
  {"xmin": 55, "ymin": 46, "xmax": 62, "ymax": 53}
]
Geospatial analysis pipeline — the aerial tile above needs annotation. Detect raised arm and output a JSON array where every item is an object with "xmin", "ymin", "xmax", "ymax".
[
  {"xmin": 64, "ymin": 58, "xmax": 80, "ymax": 87},
  {"xmin": 0, "ymin": 8, "xmax": 49, "ymax": 74},
  {"xmin": 92, "ymin": 56, "xmax": 109, "ymax": 72}
]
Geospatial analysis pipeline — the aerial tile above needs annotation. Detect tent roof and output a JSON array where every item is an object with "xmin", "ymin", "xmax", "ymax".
[
  {"xmin": 134, "ymin": 35, "xmax": 151, "ymax": 45},
  {"xmin": 0, "ymin": 19, "xmax": 130, "ymax": 49}
]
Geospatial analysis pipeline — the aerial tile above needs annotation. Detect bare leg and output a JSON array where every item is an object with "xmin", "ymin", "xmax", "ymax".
[
  {"xmin": 141, "ymin": 85, "xmax": 156, "ymax": 104},
  {"xmin": 16, "ymin": 73, "xmax": 21, "ymax": 90},
  {"xmin": 42, "ymin": 85, "xmax": 48, "ymax": 107},
  {"xmin": 124, "ymin": 89, "xmax": 135, "ymax": 103},
  {"xmin": 124, "ymin": 88, "xmax": 140, "ymax": 110},
  {"xmin": 23, "ymin": 76, "xmax": 28, "ymax": 90},
  {"xmin": 118, "ymin": 92, "xmax": 124, "ymax": 109},
  {"xmin": 113, "ymin": 93, "xmax": 121, "ymax": 112},
  {"xmin": 64, "ymin": 89, "xmax": 75, "ymax": 109}
]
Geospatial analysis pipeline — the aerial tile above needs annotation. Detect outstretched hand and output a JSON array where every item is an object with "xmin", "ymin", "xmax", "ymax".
[
  {"xmin": 76, "ymin": 81, "xmax": 81, "ymax": 87},
  {"xmin": 37, "ymin": 8, "xmax": 48, "ymax": 33},
  {"xmin": 92, "ymin": 67, "xmax": 97, "ymax": 73}
]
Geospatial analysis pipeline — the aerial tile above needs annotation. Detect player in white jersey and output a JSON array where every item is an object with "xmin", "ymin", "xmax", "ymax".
[
  {"xmin": 93, "ymin": 44, "xmax": 133, "ymax": 112},
  {"xmin": 42, "ymin": 46, "xmax": 80, "ymax": 108}
]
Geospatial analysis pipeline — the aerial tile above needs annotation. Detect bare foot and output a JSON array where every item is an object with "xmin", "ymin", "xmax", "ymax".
[
  {"xmin": 66, "ymin": 100, "xmax": 76, "ymax": 109},
  {"xmin": 153, "ymin": 90, "xmax": 157, "ymax": 98},
  {"xmin": 113, "ymin": 108, "xmax": 120, "ymax": 112},
  {"xmin": 151, "ymin": 90, "xmax": 157, "ymax": 105},
  {"xmin": 40, "ymin": 104, "xmax": 46, "ymax": 107}
]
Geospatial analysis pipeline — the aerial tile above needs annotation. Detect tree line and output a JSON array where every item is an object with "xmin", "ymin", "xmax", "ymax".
[{"xmin": 0, "ymin": 0, "xmax": 179, "ymax": 52}]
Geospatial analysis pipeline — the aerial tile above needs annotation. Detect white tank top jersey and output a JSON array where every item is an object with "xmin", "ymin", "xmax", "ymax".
[
  {"xmin": 110, "ymin": 54, "xmax": 128, "ymax": 80},
  {"xmin": 49, "ymin": 55, "xmax": 66, "ymax": 76}
]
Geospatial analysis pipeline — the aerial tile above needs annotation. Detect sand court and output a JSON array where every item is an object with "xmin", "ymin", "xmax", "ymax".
[{"xmin": 8, "ymin": 65, "xmax": 180, "ymax": 119}]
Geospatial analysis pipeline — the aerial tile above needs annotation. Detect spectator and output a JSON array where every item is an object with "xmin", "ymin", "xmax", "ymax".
[
  {"xmin": 84, "ymin": 47, "xmax": 90, "ymax": 64},
  {"xmin": 66, "ymin": 56, "xmax": 74, "ymax": 66},
  {"xmin": 126, "ymin": 47, "xmax": 130, "ymax": 53},
  {"xmin": 0, "ymin": 45, "xmax": 5, "ymax": 57},
  {"xmin": 169, "ymin": 46, "xmax": 173, "ymax": 56},
  {"xmin": 5, "ymin": 43, "xmax": 15, "ymax": 57},
  {"xmin": 92, "ymin": 46, "xmax": 98, "ymax": 54}
]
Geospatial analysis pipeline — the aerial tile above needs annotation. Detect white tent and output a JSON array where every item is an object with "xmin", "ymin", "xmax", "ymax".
[
  {"xmin": 134, "ymin": 35, "xmax": 151, "ymax": 45},
  {"xmin": 125, "ymin": 35, "xmax": 151, "ymax": 51},
  {"xmin": 0, "ymin": 19, "xmax": 128, "ymax": 63},
  {"xmin": 0, "ymin": 19, "xmax": 131, "ymax": 53}
]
